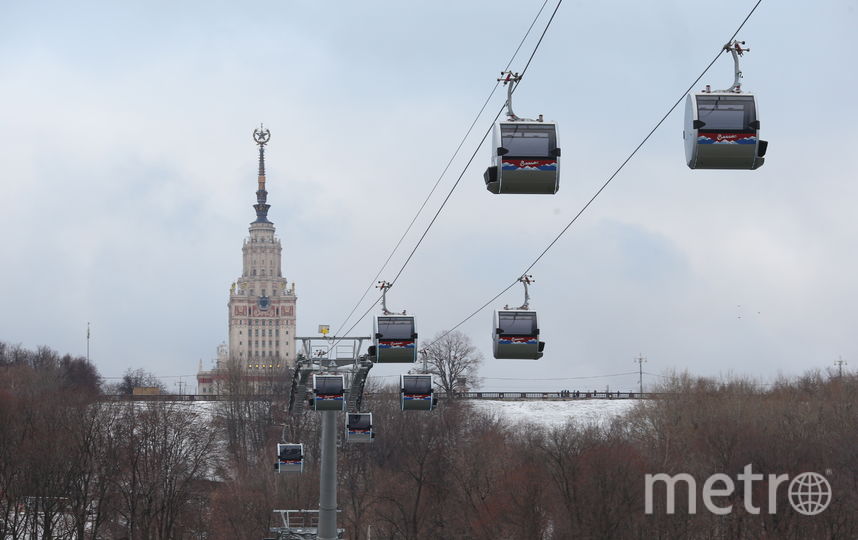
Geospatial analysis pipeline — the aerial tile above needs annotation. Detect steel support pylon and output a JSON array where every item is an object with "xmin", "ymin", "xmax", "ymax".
[
  {"xmin": 318, "ymin": 410, "xmax": 338, "ymax": 540},
  {"xmin": 280, "ymin": 336, "xmax": 370, "ymax": 540}
]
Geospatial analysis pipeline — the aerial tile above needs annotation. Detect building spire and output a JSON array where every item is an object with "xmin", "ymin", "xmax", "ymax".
[{"xmin": 252, "ymin": 124, "xmax": 272, "ymax": 223}]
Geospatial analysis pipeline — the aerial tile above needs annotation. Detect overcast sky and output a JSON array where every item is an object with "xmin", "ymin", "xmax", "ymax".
[{"xmin": 1, "ymin": 1, "xmax": 856, "ymax": 392}]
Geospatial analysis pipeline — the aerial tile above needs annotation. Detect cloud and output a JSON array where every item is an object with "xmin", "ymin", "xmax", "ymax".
[{"xmin": 1, "ymin": 1, "xmax": 856, "ymax": 389}]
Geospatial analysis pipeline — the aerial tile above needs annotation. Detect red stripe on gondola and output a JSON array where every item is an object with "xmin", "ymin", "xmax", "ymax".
[
  {"xmin": 379, "ymin": 340, "xmax": 414, "ymax": 347},
  {"xmin": 499, "ymin": 336, "xmax": 537, "ymax": 344},
  {"xmin": 502, "ymin": 159, "xmax": 557, "ymax": 167}
]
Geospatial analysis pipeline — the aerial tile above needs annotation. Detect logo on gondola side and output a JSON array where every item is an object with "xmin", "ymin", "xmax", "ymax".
[
  {"xmin": 502, "ymin": 159, "xmax": 557, "ymax": 171},
  {"xmin": 379, "ymin": 340, "xmax": 415, "ymax": 349},
  {"xmin": 499, "ymin": 336, "xmax": 538, "ymax": 345},
  {"xmin": 697, "ymin": 133, "xmax": 757, "ymax": 144}
]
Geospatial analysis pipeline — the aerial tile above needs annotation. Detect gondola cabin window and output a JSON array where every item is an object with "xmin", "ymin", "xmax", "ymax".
[
  {"xmin": 377, "ymin": 317, "xmax": 414, "ymax": 339},
  {"xmin": 498, "ymin": 312, "xmax": 537, "ymax": 335},
  {"xmin": 500, "ymin": 123, "xmax": 557, "ymax": 157},
  {"xmin": 696, "ymin": 96, "xmax": 756, "ymax": 132}
]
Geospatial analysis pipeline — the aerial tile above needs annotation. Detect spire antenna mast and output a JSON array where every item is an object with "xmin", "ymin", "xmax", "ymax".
[
  {"xmin": 634, "ymin": 354, "xmax": 647, "ymax": 397},
  {"xmin": 835, "ymin": 356, "xmax": 848, "ymax": 379},
  {"xmin": 251, "ymin": 124, "xmax": 272, "ymax": 223}
]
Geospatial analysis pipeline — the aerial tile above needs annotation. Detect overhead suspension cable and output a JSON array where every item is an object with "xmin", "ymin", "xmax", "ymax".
[
  {"xmin": 481, "ymin": 371, "xmax": 639, "ymax": 381},
  {"xmin": 330, "ymin": 0, "xmax": 561, "ymax": 340},
  {"xmin": 426, "ymin": 0, "xmax": 764, "ymax": 348},
  {"xmin": 367, "ymin": 370, "xmax": 638, "ymax": 381},
  {"xmin": 389, "ymin": 0, "xmax": 563, "ymax": 288}
]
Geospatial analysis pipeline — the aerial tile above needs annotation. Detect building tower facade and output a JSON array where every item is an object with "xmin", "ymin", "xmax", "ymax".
[{"xmin": 198, "ymin": 126, "xmax": 297, "ymax": 394}]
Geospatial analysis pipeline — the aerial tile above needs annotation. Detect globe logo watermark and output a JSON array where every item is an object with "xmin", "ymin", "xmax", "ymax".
[
  {"xmin": 788, "ymin": 472, "xmax": 832, "ymax": 516},
  {"xmin": 645, "ymin": 464, "xmax": 832, "ymax": 515}
]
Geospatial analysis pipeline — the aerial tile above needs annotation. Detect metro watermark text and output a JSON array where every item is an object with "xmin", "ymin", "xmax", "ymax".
[{"xmin": 645, "ymin": 464, "xmax": 831, "ymax": 516}]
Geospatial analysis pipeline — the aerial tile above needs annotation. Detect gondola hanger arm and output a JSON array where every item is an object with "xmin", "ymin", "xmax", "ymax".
[
  {"xmin": 515, "ymin": 274, "xmax": 534, "ymax": 310},
  {"xmin": 716, "ymin": 40, "xmax": 749, "ymax": 93},
  {"xmin": 498, "ymin": 71, "xmax": 541, "ymax": 122},
  {"xmin": 377, "ymin": 280, "xmax": 406, "ymax": 316}
]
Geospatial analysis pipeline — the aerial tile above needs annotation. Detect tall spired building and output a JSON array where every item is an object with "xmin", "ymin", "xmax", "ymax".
[{"xmin": 197, "ymin": 126, "xmax": 297, "ymax": 394}]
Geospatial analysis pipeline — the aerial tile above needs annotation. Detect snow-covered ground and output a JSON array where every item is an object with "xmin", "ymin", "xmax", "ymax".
[
  {"xmin": 467, "ymin": 399, "xmax": 638, "ymax": 429},
  {"xmin": 118, "ymin": 397, "xmax": 638, "ymax": 430}
]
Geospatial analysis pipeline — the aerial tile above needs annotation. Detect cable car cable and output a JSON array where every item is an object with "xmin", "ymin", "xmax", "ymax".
[
  {"xmin": 388, "ymin": 0, "xmax": 563, "ymax": 289},
  {"xmin": 425, "ymin": 0, "xmax": 764, "ymax": 349},
  {"xmin": 476, "ymin": 371, "xmax": 640, "ymax": 381},
  {"xmin": 367, "ymin": 370, "xmax": 637, "ymax": 381},
  {"xmin": 329, "ymin": 1, "xmax": 563, "ymax": 346},
  {"xmin": 333, "ymin": 6, "xmax": 563, "ymax": 345},
  {"xmin": 329, "ymin": 0, "xmax": 554, "ymax": 340}
]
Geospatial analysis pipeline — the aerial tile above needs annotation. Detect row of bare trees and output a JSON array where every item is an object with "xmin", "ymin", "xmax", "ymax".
[
  {"xmin": 1, "ymin": 384, "xmax": 218, "ymax": 538},
  {"xmin": 4, "ymin": 337, "xmax": 858, "ymax": 539},
  {"xmin": 214, "ymin": 371, "xmax": 858, "ymax": 540},
  {"xmin": 0, "ymin": 342, "xmax": 99, "ymax": 394},
  {"xmin": 273, "ymin": 374, "xmax": 853, "ymax": 540}
]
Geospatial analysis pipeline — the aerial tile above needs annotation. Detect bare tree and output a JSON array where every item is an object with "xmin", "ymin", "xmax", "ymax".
[
  {"xmin": 214, "ymin": 356, "xmax": 287, "ymax": 468},
  {"xmin": 110, "ymin": 401, "xmax": 220, "ymax": 539},
  {"xmin": 419, "ymin": 330, "xmax": 482, "ymax": 397},
  {"xmin": 112, "ymin": 367, "xmax": 167, "ymax": 395},
  {"xmin": 58, "ymin": 354, "xmax": 101, "ymax": 395}
]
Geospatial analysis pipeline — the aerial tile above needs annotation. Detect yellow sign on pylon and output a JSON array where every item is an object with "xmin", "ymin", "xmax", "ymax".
[{"xmin": 319, "ymin": 325, "xmax": 330, "ymax": 336}]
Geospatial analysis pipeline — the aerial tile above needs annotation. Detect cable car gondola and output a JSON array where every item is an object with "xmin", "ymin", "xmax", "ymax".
[
  {"xmin": 275, "ymin": 443, "xmax": 304, "ymax": 473},
  {"xmin": 312, "ymin": 374, "xmax": 345, "ymax": 411},
  {"xmin": 345, "ymin": 412, "xmax": 374, "ymax": 443},
  {"xmin": 371, "ymin": 281, "xmax": 417, "ymax": 364},
  {"xmin": 401, "ymin": 374, "xmax": 435, "ymax": 411},
  {"xmin": 493, "ymin": 275, "xmax": 545, "ymax": 360},
  {"xmin": 484, "ymin": 72, "xmax": 560, "ymax": 195},
  {"xmin": 494, "ymin": 309, "xmax": 544, "ymax": 360},
  {"xmin": 373, "ymin": 315, "xmax": 417, "ymax": 363},
  {"xmin": 684, "ymin": 41, "xmax": 767, "ymax": 170}
]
